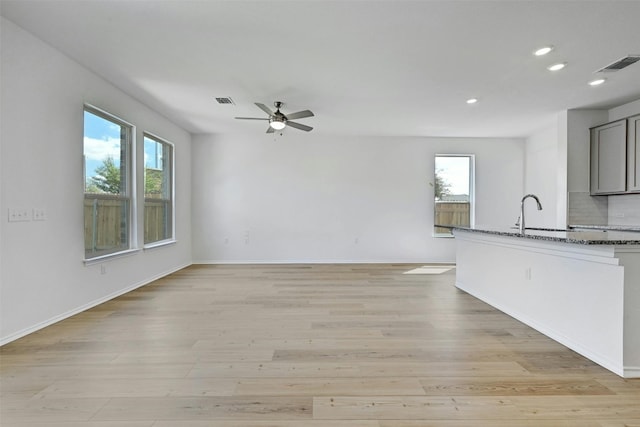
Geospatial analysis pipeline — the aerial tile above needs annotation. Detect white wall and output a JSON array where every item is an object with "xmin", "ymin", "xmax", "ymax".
[
  {"xmin": 609, "ymin": 99, "xmax": 640, "ymax": 122},
  {"xmin": 0, "ymin": 18, "xmax": 192, "ymax": 344},
  {"xmin": 192, "ymin": 133, "xmax": 524, "ymax": 264},
  {"xmin": 524, "ymin": 125, "xmax": 560, "ymax": 228},
  {"xmin": 556, "ymin": 110, "xmax": 569, "ymax": 226},
  {"xmin": 564, "ymin": 109, "xmax": 609, "ymax": 226}
]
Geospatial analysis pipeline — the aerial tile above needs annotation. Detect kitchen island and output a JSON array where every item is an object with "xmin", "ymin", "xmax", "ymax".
[{"xmin": 450, "ymin": 226, "xmax": 640, "ymax": 378}]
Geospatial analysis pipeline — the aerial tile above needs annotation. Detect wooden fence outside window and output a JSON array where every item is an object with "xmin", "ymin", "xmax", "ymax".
[
  {"xmin": 84, "ymin": 196, "xmax": 168, "ymax": 257},
  {"xmin": 435, "ymin": 201, "xmax": 470, "ymax": 234}
]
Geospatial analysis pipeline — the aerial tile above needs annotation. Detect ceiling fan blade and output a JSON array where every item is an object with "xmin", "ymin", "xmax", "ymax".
[
  {"xmin": 235, "ymin": 117, "xmax": 269, "ymax": 120},
  {"xmin": 285, "ymin": 110, "xmax": 314, "ymax": 120},
  {"xmin": 255, "ymin": 102, "xmax": 274, "ymax": 116},
  {"xmin": 266, "ymin": 126, "xmax": 275, "ymax": 134},
  {"xmin": 286, "ymin": 121, "xmax": 313, "ymax": 132}
]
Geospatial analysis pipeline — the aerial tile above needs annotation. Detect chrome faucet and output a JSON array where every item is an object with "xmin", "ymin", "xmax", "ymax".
[{"xmin": 517, "ymin": 194, "xmax": 543, "ymax": 234}]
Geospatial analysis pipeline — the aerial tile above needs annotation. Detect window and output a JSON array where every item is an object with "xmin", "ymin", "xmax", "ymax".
[
  {"xmin": 143, "ymin": 134, "xmax": 173, "ymax": 245},
  {"xmin": 83, "ymin": 106, "xmax": 134, "ymax": 259},
  {"xmin": 434, "ymin": 154, "xmax": 474, "ymax": 236}
]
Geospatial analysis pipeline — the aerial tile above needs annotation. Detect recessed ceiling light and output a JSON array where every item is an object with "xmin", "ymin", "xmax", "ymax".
[
  {"xmin": 534, "ymin": 46, "xmax": 554, "ymax": 56},
  {"xmin": 466, "ymin": 98, "xmax": 478, "ymax": 104},
  {"xmin": 589, "ymin": 78, "xmax": 606, "ymax": 86},
  {"xmin": 547, "ymin": 62, "xmax": 566, "ymax": 71}
]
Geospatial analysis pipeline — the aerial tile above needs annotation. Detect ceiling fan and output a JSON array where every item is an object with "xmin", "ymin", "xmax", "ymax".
[{"xmin": 235, "ymin": 101, "xmax": 314, "ymax": 133}]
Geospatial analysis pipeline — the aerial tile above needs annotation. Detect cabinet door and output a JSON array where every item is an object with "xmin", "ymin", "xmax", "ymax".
[
  {"xmin": 590, "ymin": 119, "xmax": 627, "ymax": 195},
  {"xmin": 628, "ymin": 115, "xmax": 640, "ymax": 193}
]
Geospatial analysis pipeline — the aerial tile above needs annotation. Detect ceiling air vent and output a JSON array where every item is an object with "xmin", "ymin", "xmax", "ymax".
[
  {"xmin": 215, "ymin": 97, "xmax": 235, "ymax": 105},
  {"xmin": 596, "ymin": 55, "xmax": 640, "ymax": 72}
]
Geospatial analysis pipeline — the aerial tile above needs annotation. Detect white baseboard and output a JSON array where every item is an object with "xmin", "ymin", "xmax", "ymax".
[
  {"xmin": 624, "ymin": 366, "xmax": 640, "ymax": 378},
  {"xmin": 192, "ymin": 259, "xmax": 455, "ymax": 265},
  {"xmin": 0, "ymin": 262, "xmax": 191, "ymax": 346}
]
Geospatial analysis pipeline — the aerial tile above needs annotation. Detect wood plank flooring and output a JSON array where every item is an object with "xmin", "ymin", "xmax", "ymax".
[{"xmin": 1, "ymin": 263, "xmax": 639, "ymax": 426}]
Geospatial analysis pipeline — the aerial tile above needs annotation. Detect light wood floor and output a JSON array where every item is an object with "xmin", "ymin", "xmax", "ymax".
[{"xmin": 1, "ymin": 264, "xmax": 639, "ymax": 426}]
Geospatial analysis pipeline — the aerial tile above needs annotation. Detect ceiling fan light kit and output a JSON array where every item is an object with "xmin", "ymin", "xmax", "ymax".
[
  {"xmin": 269, "ymin": 117, "xmax": 286, "ymax": 130},
  {"xmin": 235, "ymin": 101, "xmax": 314, "ymax": 133}
]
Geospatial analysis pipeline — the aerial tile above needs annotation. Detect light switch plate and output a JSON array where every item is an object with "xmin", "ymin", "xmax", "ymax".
[
  {"xmin": 33, "ymin": 208, "xmax": 47, "ymax": 221},
  {"xmin": 8, "ymin": 208, "xmax": 31, "ymax": 222}
]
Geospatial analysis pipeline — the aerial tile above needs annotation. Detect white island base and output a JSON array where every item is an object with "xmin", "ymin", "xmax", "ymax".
[{"xmin": 453, "ymin": 229, "xmax": 640, "ymax": 378}]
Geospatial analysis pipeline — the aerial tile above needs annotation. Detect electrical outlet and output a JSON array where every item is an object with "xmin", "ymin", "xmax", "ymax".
[
  {"xmin": 8, "ymin": 208, "xmax": 30, "ymax": 222},
  {"xmin": 33, "ymin": 208, "xmax": 47, "ymax": 221}
]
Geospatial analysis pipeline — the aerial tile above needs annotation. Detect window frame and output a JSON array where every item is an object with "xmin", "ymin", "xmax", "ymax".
[
  {"xmin": 83, "ymin": 104, "xmax": 137, "ymax": 262},
  {"xmin": 142, "ymin": 132, "xmax": 175, "ymax": 247},
  {"xmin": 433, "ymin": 154, "xmax": 475, "ymax": 238}
]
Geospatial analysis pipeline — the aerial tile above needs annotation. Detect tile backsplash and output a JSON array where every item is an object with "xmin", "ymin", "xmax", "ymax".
[
  {"xmin": 568, "ymin": 192, "xmax": 608, "ymax": 225},
  {"xmin": 568, "ymin": 191, "xmax": 640, "ymax": 226},
  {"xmin": 608, "ymin": 193, "xmax": 640, "ymax": 225}
]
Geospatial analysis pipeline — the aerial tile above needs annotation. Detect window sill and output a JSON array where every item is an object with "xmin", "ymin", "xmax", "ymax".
[
  {"xmin": 84, "ymin": 248, "xmax": 141, "ymax": 265},
  {"xmin": 144, "ymin": 239, "xmax": 177, "ymax": 250}
]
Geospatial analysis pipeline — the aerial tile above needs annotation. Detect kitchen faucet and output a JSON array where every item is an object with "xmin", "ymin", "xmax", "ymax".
[{"xmin": 516, "ymin": 194, "xmax": 543, "ymax": 234}]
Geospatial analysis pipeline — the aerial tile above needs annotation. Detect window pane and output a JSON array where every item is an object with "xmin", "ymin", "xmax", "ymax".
[
  {"xmin": 84, "ymin": 111, "xmax": 127, "ymax": 195},
  {"xmin": 84, "ymin": 196, "xmax": 129, "ymax": 258},
  {"xmin": 144, "ymin": 135, "xmax": 173, "ymax": 244},
  {"xmin": 84, "ymin": 107, "xmax": 131, "ymax": 258},
  {"xmin": 434, "ymin": 155, "xmax": 473, "ymax": 236},
  {"xmin": 144, "ymin": 198, "xmax": 172, "ymax": 243}
]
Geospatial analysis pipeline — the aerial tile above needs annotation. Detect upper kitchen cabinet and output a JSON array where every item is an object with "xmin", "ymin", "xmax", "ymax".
[
  {"xmin": 628, "ymin": 115, "xmax": 640, "ymax": 193},
  {"xmin": 590, "ymin": 119, "xmax": 627, "ymax": 195}
]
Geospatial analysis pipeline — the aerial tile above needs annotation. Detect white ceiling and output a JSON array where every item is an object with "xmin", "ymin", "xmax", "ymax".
[{"xmin": 2, "ymin": 0, "xmax": 640, "ymax": 138}]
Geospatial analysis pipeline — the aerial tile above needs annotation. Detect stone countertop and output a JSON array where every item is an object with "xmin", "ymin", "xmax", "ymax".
[
  {"xmin": 446, "ymin": 226, "xmax": 640, "ymax": 245},
  {"xmin": 570, "ymin": 224, "xmax": 640, "ymax": 232}
]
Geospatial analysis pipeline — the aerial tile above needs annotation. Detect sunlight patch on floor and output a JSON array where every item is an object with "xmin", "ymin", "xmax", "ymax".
[{"xmin": 403, "ymin": 265, "xmax": 455, "ymax": 275}]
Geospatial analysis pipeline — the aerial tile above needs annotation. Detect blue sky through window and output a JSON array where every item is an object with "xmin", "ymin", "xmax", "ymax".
[
  {"xmin": 83, "ymin": 110, "xmax": 122, "ymax": 181},
  {"xmin": 144, "ymin": 136, "xmax": 163, "ymax": 170}
]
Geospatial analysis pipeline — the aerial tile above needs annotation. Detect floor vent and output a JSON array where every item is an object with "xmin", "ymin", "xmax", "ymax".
[
  {"xmin": 215, "ymin": 97, "xmax": 235, "ymax": 105},
  {"xmin": 596, "ymin": 55, "xmax": 640, "ymax": 72}
]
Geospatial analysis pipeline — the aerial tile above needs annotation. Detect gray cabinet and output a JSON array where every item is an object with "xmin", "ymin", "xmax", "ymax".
[
  {"xmin": 590, "ymin": 119, "xmax": 627, "ymax": 195},
  {"xmin": 628, "ymin": 115, "xmax": 640, "ymax": 193}
]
